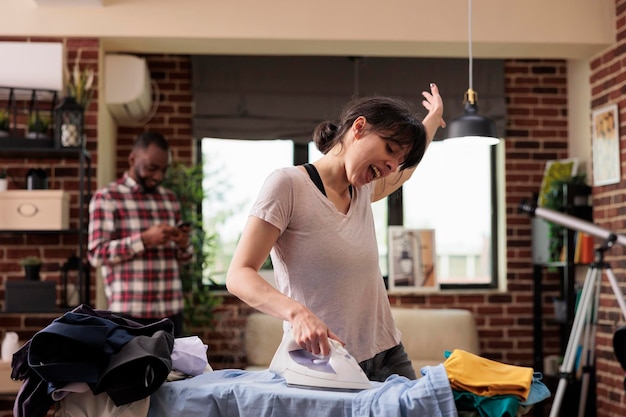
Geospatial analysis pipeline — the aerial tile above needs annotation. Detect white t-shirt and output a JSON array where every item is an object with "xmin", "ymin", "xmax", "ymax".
[{"xmin": 250, "ymin": 166, "xmax": 400, "ymax": 362}]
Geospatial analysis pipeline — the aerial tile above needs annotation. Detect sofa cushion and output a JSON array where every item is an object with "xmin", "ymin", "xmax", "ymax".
[
  {"xmin": 391, "ymin": 308, "xmax": 480, "ymax": 373},
  {"xmin": 244, "ymin": 312, "xmax": 283, "ymax": 371}
]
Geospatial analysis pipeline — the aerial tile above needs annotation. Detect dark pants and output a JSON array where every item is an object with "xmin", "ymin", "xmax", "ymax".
[
  {"xmin": 359, "ymin": 342, "xmax": 417, "ymax": 382},
  {"xmin": 115, "ymin": 311, "xmax": 184, "ymax": 338}
]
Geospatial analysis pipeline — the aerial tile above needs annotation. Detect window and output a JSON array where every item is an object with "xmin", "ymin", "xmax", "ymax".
[
  {"xmin": 201, "ymin": 138, "xmax": 294, "ymax": 286},
  {"xmin": 402, "ymin": 140, "xmax": 501, "ymax": 287},
  {"xmin": 202, "ymin": 138, "xmax": 502, "ymax": 289}
]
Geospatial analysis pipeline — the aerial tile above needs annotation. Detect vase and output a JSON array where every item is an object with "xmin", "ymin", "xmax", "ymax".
[
  {"xmin": 0, "ymin": 179, "xmax": 7, "ymax": 192},
  {"xmin": 1, "ymin": 332, "xmax": 20, "ymax": 362},
  {"xmin": 24, "ymin": 264, "xmax": 41, "ymax": 281}
]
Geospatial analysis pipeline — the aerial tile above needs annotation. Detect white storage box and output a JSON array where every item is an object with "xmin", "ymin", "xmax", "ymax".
[{"xmin": 0, "ymin": 190, "xmax": 70, "ymax": 230}]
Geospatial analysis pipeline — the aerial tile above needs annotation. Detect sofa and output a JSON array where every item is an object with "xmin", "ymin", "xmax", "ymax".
[{"xmin": 244, "ymin": 307, "xmax": 480, "ymax": 374}]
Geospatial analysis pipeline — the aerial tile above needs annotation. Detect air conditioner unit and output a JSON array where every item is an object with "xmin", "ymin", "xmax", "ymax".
[{"xmin": 105, "ymin": 54, "xmax": 153, "ymax": 126}]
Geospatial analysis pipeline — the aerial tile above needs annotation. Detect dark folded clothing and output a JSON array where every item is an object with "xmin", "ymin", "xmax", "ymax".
[{"xmin": 12, "ymin": 304, "xmax": 175, "ymax": 417}]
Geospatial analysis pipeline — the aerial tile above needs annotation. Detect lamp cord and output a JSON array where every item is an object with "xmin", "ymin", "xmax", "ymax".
[{"xmin": 468, "ymin": 0, "xmax": 473, "ymax": 91}]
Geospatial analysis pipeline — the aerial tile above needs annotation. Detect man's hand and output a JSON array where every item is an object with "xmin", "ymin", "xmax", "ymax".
[
  {"xmin": 141, "ymin": 224, "xmax": 177, "ymax": 248},
  {"xmin": 170, "ymin": 224, "xmax": 191, "ymax": 249}
]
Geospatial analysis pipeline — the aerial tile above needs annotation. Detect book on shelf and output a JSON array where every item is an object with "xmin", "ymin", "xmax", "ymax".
[
  {"xmin": 574, "ymin": 231, "xmax": 582, "ymax": 263},
  {"xmin": 580, "ymin": 233, "xmax": 595, "ymax": 264},
  {"xmin": 572, "ymin": 232, "xmax": 595, "ymax": 264}
]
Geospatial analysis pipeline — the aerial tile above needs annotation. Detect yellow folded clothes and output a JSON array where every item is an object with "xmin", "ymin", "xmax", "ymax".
[{"xmin": 443, "ymin": 349, "xmax": 533, "ymax": 401}]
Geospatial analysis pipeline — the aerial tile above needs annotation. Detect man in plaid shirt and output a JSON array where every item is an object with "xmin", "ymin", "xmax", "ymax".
[{"xmin": 88, "ymin": 131, "xmax": 193, "ymax": 337}]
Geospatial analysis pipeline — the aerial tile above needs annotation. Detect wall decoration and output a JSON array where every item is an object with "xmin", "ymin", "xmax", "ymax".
[
  {"xmin": 388, "ymin": 227, "xmax": 437, "ymax": 292},
  {"xmin": 538, "ymin": 158, "xmax": 578, "ymax": 207},
  {"xmin": 592, "ymin": 103, "xmax": 620, "ymax": 186}
]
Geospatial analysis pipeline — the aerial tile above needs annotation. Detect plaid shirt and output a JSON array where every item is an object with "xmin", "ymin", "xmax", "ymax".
[{"xmin": 88, "ymin": 172, "xmax": 189, "ymax": 318}]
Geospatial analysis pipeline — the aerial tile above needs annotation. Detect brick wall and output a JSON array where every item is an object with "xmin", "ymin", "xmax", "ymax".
[
  {"xmin": 115, "ymin": 54, "xmax": 195, "ymax": 173},
  {"xmin": 589, "ymin": 1, "xmax": 626, "ymax": 415}
]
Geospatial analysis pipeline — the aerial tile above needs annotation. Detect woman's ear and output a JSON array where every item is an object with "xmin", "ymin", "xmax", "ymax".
[{"xmin": 353, "ymin": 116, "xmax": 366, "ymax": 138}]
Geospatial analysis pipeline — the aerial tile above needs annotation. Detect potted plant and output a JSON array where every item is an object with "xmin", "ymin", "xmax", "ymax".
[
  {"xmin": 0, "ymin": 109, "xmax": 9, "ymax": 137},
  {"xmin": 27, "ymin": 113, "xmax": 51, "ymax": 139},
  {"xmin": 19, "ymin": 256, "xmax": 43, "ymax": 281},
  {"xmin": 54, "ymin": 49, "xmax": 95, "ymax": 148},
  {"xmin": 543, "ymin": 174, "xmax": 588, "ymax": 261},
  {"xmin": 65, "ymin": 48, "xmax": 95, "ymax": 109},
  {"xmin": 162, "ymin": 161, "xmax": 221, "ymax": 332}
]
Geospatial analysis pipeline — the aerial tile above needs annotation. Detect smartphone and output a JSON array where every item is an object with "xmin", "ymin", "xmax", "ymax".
[{"xmin": 177, "ymin": 221, "xmax": 192, "ymax": 228}]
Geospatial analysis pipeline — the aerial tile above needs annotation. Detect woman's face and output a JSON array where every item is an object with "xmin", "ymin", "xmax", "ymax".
[{"xmin": 347, "ymin": 122, "xmax": 406, "ymax": 187}]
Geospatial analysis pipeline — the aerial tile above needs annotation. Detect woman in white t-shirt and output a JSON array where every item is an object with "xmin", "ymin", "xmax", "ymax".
[{"xmin": 226, "ymin": 83, "xmax": 445, "ymax": 381}]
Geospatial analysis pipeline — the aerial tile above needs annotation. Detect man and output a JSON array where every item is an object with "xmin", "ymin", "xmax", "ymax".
[{"xmin": 88, "ymin": 131, "xmax": 192, "ymax": 337}]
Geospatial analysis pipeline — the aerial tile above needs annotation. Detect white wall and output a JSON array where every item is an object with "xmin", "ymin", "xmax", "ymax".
[{"xmin": 568, "ymin": 59, "xmax": 593, "ymax": 176}]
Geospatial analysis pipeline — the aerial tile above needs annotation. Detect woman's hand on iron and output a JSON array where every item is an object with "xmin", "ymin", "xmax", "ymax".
[
  {"xmin": 327, "ymin": 330, "xmax": 345, "ymax": 348},
  {"xmin": 299, "ymin": 329, "xmax": 345, "ymax": 357},
  {"xmin": 293, "ymin": 324, "xmax": 330, "ymax": 356},
  {"xmin": 291, "ymin": 314, "xmax": 344, "ymax": 357}
]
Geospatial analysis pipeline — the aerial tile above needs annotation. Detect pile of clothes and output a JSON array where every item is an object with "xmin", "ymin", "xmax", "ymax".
[
  {"xmin": 443, "ymin": 349, "xmax": 551, "ymax": 417},
  {"xmin": 11, "ymin": 304, "xmax": 176, "ymax": 417}
]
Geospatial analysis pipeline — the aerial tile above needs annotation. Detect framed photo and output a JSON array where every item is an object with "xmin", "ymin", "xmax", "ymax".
[
  {"xmin": 537, "ymin": 158, "xmax": 578, "ymax": 207},
  {"xmin": 592, "ymin": 104, "xmax": 620, "ymax": 186},
  {"xmin": 388, "ymin": 227, "xmax": 437, "ymax": 292}
]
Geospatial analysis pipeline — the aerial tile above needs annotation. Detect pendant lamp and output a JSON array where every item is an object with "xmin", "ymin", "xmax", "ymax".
[{"xmin": 446, "ymin": 0, "xmax": 500, "ymax": 145}]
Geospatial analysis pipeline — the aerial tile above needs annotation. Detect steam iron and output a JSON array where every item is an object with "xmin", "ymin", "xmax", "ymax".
[{"xmin": 269, "ymin": 328, "xmax": 372, "ymax": 391}]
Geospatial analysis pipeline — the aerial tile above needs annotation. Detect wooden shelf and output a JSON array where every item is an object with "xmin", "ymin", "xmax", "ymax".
[{"xmin": 0, "ymin": 140, "xmax": 90, "ymax": 159}]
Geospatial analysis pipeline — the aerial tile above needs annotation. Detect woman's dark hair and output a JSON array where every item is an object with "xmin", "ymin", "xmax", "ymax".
[{"xmin": 312, "ymin": 96, "xmax": 427, "ymax": 170}]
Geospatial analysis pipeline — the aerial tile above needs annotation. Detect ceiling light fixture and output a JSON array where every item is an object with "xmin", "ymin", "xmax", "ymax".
[{"xmin": 446, "ymin": 0, "xmax": 500, "ymax": 145}]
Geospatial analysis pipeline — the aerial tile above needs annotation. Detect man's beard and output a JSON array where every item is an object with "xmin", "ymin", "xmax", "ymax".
[{"xmin": 134, "ymin": 167, "xmax": 159, "ymax": 193}]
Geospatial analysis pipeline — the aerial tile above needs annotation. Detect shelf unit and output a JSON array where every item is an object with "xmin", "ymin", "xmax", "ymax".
[
  {"xmin": 0, "ymin": 145, "xmax": 92, "ymax": 307},
  {"xmin": 1, "ymin": 86, "xmax": 91, "ymax": 307},
  {"xmin": 532, "ymin": 183, "xmax": 593, "ymax": 417}
]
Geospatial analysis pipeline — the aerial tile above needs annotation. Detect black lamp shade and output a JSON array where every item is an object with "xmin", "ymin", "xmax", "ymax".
[
  {"xmin": 54, "ymin": 96, "xmax": 85, "ymax": 148},
  {"xmin": 447, "ymin": 100, "xmax": 499, "ymax": 145}
]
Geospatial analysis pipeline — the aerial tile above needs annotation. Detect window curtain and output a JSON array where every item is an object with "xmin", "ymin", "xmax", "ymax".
[{"xmin": 191, "ymin": 56, "xmax": 505, "ymax": 143}]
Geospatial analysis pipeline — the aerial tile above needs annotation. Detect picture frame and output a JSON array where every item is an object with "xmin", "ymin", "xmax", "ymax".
[
  {"xmin": 388, "ymin": 227, "xmax": 437, "ymax": 292},
  {"xmin": 537, "ymin": 158, "xmax": 579, "ymax": 207},
  {"xmin": 592, "ymin": 103, "xmax": 620, "ymax": 186}
]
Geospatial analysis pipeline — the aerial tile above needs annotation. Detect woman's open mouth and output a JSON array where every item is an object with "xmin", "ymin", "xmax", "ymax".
[{"xmin": 370, "ymin": 165, "xmax": 381, "ymax": 179}]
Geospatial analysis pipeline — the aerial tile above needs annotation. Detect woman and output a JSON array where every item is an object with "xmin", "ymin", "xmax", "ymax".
[{"xmin": 227, "ymin": 83, "xmax": 445, "ymax": 381}]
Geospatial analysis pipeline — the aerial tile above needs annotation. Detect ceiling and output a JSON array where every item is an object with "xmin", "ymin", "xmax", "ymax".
[{"xmin": 3, "ymin": 0, "xmax": 615, "ymax": 60}]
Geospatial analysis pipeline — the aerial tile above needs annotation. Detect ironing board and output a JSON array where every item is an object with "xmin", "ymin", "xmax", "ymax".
[{"xmin": 147, "ymin": 366, "xmax": 457, "ymax": 417}]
